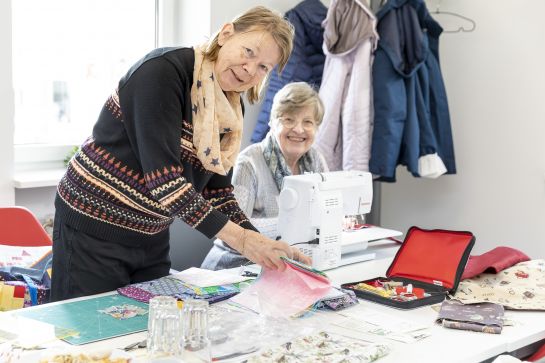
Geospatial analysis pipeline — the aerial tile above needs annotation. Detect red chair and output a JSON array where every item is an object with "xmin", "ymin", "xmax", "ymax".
[{"xmin": 0, "ymin": 206, "xmax": 52, "ymax": 246}]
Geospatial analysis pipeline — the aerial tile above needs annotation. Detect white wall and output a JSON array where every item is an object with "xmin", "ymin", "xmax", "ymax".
[
  {"xmin": 0, "ymin": 1, "xmax": 15, "ymax": 206},
  {"xmin": 160, "ymin": 0, "xmax": 211, "ymax": 47},
  {"xmin": 381, "ymin": 0, "xmax": 545, "ymax": 258},
  {"xmin": 15, "ymin": 187, "xmax": 56, "ymax": 221}
]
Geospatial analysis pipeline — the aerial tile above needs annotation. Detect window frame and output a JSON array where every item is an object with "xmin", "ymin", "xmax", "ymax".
[{"xmin": 12, "ymin": 0, "xmax": 178, "ymax": 187}]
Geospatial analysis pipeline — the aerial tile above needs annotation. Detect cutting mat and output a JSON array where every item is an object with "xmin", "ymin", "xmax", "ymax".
[{"xmin": 15, "ymin": 294, "xmax": 148, "ymax": 345}]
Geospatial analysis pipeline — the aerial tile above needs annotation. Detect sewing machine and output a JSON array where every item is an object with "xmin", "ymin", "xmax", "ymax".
[{"xmin": 277, "ymin": 171, "xmax": 402, "ymax": 270}]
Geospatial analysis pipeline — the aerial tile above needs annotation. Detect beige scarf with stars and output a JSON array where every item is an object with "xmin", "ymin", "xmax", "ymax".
[{"xmin": 191, "ymin": 45, "xmax": 243, "ymax": 175}]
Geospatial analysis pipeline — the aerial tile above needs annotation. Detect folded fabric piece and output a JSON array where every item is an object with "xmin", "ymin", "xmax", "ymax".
[
  {"xmin": 117, "ymin": 275, "xmax": 241, "ymax": 304},
  {"xmin": 247, "ymin": 331, "xmax": 390, "ymax": 363},
  {"xmin": 0, "ymin": 280, "xmax": 49, "ymax": 310},
  {"xmin": 313, "ymin": 287, "xmax": 358, "ymax": 311},
  {"xmin": 462, "ymin": 246, "xmax": 530, "ymax": 280},
  {"xmin": 437, "ymin": 299, "xmax": 504, "ymax": 334},
  {"xmin": 454, "ymin": 259, "xmax": 545, "ymax": 310},
  {"xmin": 231, "ymin": 258, "xmax": 331, "ymax": 318}
]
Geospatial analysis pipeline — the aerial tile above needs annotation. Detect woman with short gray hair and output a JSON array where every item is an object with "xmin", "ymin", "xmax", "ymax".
[{"xmin": 202, "ymin": 82, "xmax": 328, "ymax": 270}]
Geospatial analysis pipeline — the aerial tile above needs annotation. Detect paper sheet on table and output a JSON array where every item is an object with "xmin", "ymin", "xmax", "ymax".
[
  {"xmin": 330, "ymin": 308, "xmax": 431, "ymax": 343},
  {"xmin": 229, "ymin": 259, "xmax": 331, "ymax": 318},
  {"xmin": 170, "ymin": 267, "xmax": 251, "ymax": 287},
  {"xmin": 337, "ymin": 308, "xmax": 429, "ymax": 333}
]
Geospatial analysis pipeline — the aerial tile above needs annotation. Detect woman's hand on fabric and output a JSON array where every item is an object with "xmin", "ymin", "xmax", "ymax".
[
  {"xmin": 288, "ymin": 246, "xmax": 312, "ymax": 266},
  {"xmin": 241, "ymin": 230, "xmax": 293, "ymax": 271},
  {"xmin": 241, "ymin": 231, "xmax": 313, "ymax": 270},
  {"xmin": 217, "ymin": 222, "xmax": 312, "ymax": 271}
]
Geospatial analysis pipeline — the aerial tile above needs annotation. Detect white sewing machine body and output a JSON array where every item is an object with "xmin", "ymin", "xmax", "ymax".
[{"xmin": 277, "ymin": 171, "xmax": 401, "ymax": 270}]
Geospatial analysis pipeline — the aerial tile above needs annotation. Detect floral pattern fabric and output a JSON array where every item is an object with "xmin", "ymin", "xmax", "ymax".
[
  {"xmin": 453, "ymin": 260, "xmax": 545, "ymax": 310},
  {"xmin": 98, "ymin": 304, "xmax": 148, "ymax": 320},
  {"xmin": 247, "ymin": 331, "xmax": 390, "ymax": 363}
]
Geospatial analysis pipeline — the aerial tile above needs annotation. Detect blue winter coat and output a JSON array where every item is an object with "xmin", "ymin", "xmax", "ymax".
[
  {"xmin": 369, "ymin": 0, "xmax": 456, "ymax": 182},
  {"xmin": 250, "ymin": 0, "xmax": 327, "ymax": 143}
]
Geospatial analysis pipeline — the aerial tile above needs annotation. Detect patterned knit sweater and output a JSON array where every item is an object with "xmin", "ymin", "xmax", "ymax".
[{"xmin": 55, "ymin": 47, "xmax": 256, "ymax": 243}]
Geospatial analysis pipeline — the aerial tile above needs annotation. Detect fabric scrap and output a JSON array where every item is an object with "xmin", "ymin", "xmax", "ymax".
[{"xmin": 98, "ymin": 304, "xmax": 147, "ymax": 320}]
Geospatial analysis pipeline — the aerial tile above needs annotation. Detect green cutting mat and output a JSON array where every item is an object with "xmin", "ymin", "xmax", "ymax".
[{"xmin": 15, "ymin": 294, "xmax": 149, "ymax": 345}]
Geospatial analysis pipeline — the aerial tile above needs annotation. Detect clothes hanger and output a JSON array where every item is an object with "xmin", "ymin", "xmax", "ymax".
[{"xmin": 430, "ymin": 1, "xmax": 476, "ymax": 33}]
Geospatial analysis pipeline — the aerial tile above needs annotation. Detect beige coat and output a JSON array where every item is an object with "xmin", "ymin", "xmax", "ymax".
[{"xmin": 315, "ymin": 0, "xmax": 378, "ymax": 171}]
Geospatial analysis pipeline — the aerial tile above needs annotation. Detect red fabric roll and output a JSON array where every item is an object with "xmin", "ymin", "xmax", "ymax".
[{"xmin": 462, "ymin": 246, "xmax": 530, "ymax": 280}]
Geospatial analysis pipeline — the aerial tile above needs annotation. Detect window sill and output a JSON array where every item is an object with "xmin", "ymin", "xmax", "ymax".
[{"xmin": 14, "ymin": 167, "xmax": 66, "ymax": 189}]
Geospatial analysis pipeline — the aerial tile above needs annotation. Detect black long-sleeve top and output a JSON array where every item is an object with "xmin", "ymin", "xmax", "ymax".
[{"xmin": 55, "ymin": 47, "xmax": 256, "ymax": 244}]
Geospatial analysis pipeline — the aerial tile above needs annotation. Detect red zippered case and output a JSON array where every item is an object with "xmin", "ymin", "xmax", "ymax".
[{"xmin": 341, "ymin": 226, "xmax": 475, "ymax": 309}]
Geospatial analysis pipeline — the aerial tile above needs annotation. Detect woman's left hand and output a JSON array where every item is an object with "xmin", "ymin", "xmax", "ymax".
[{"xmin": 217, "ymin": 222, "xmax": 312, "ymax": 270}]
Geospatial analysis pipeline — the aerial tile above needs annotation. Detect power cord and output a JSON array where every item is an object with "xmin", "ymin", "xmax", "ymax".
[
  {"xmin": 290, "ymin": 238, "xmax": 319, "ymax": 246},
  {"xmin": 275, "ymin": 235, "xmax": 319, "ymax": 246}
]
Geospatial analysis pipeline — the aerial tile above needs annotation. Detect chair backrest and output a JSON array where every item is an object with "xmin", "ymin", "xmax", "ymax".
[{"xmin": 0, "ymin": 207, "xmax": 52, "ymax": 246}]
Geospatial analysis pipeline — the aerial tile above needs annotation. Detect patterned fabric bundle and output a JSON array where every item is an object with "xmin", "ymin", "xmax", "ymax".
[
  {"xmin": 313, "ymin": 288, "xmax": 358, "ymax": 311},
  {"xmin": 0, "ymin": 260, "xmax": 52, "ymax": 311},
  {"xmin": 454, "ymin": 259, "xmax": 545, "ymax": 310},
  {"xmin": 117, "ymin": 275, "xmax": 241, "ymax": 304},
  {"xmin": 437, "ymin": 299, "xmax": 504, "ymax": 334}
]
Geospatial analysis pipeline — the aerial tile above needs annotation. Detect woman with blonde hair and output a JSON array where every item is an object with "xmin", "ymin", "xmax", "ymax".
[
  {"xmin": 51, "ymin": 7, "xmax": 310, "ymax": 301},
  {"xmin": 202, "ymin": 82, "xmax": 328, "ymax": 270}
]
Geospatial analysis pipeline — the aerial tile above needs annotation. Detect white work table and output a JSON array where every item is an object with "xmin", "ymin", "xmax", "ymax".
[
  {"xmin": 2, "ymin": 241, "xmax": 545, "ymax": 363},
  {"xmin": 325, "ymin": 242, "xmax": 545, "ymax": 363}
]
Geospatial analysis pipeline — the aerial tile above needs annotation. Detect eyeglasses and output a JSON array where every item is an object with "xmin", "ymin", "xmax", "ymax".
[{"xmin": 277, "ymin": 117, "xmax": 318, "ymax": 131}]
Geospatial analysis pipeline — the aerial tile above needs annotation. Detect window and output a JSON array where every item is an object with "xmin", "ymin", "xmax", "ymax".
[{"xmin": 12, "ymin": 0, "xmax": 156, "ymax": 146}]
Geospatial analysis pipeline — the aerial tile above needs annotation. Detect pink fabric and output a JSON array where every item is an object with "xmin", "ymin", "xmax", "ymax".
[
  {"xmin": 238, "ymin": 262, "xmax": 331, "ymax": 318},
  {"xmin": 462, "ymin": 246, "xmax": 530, "ymax": 280}
]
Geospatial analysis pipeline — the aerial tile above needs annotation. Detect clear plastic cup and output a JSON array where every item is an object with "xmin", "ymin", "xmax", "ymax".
[
  {"xmin": 181, "ymin": 299, "xmax": 211, "ymax": 363},
  {"xmin": 147, "ymin": 296, "xmax": 182, "ymax": 358}
]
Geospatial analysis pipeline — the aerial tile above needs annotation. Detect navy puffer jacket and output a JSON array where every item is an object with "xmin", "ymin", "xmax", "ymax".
[{"xmin": 250, "ymin": 0, "xmax": 327, "ymax": 143}]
